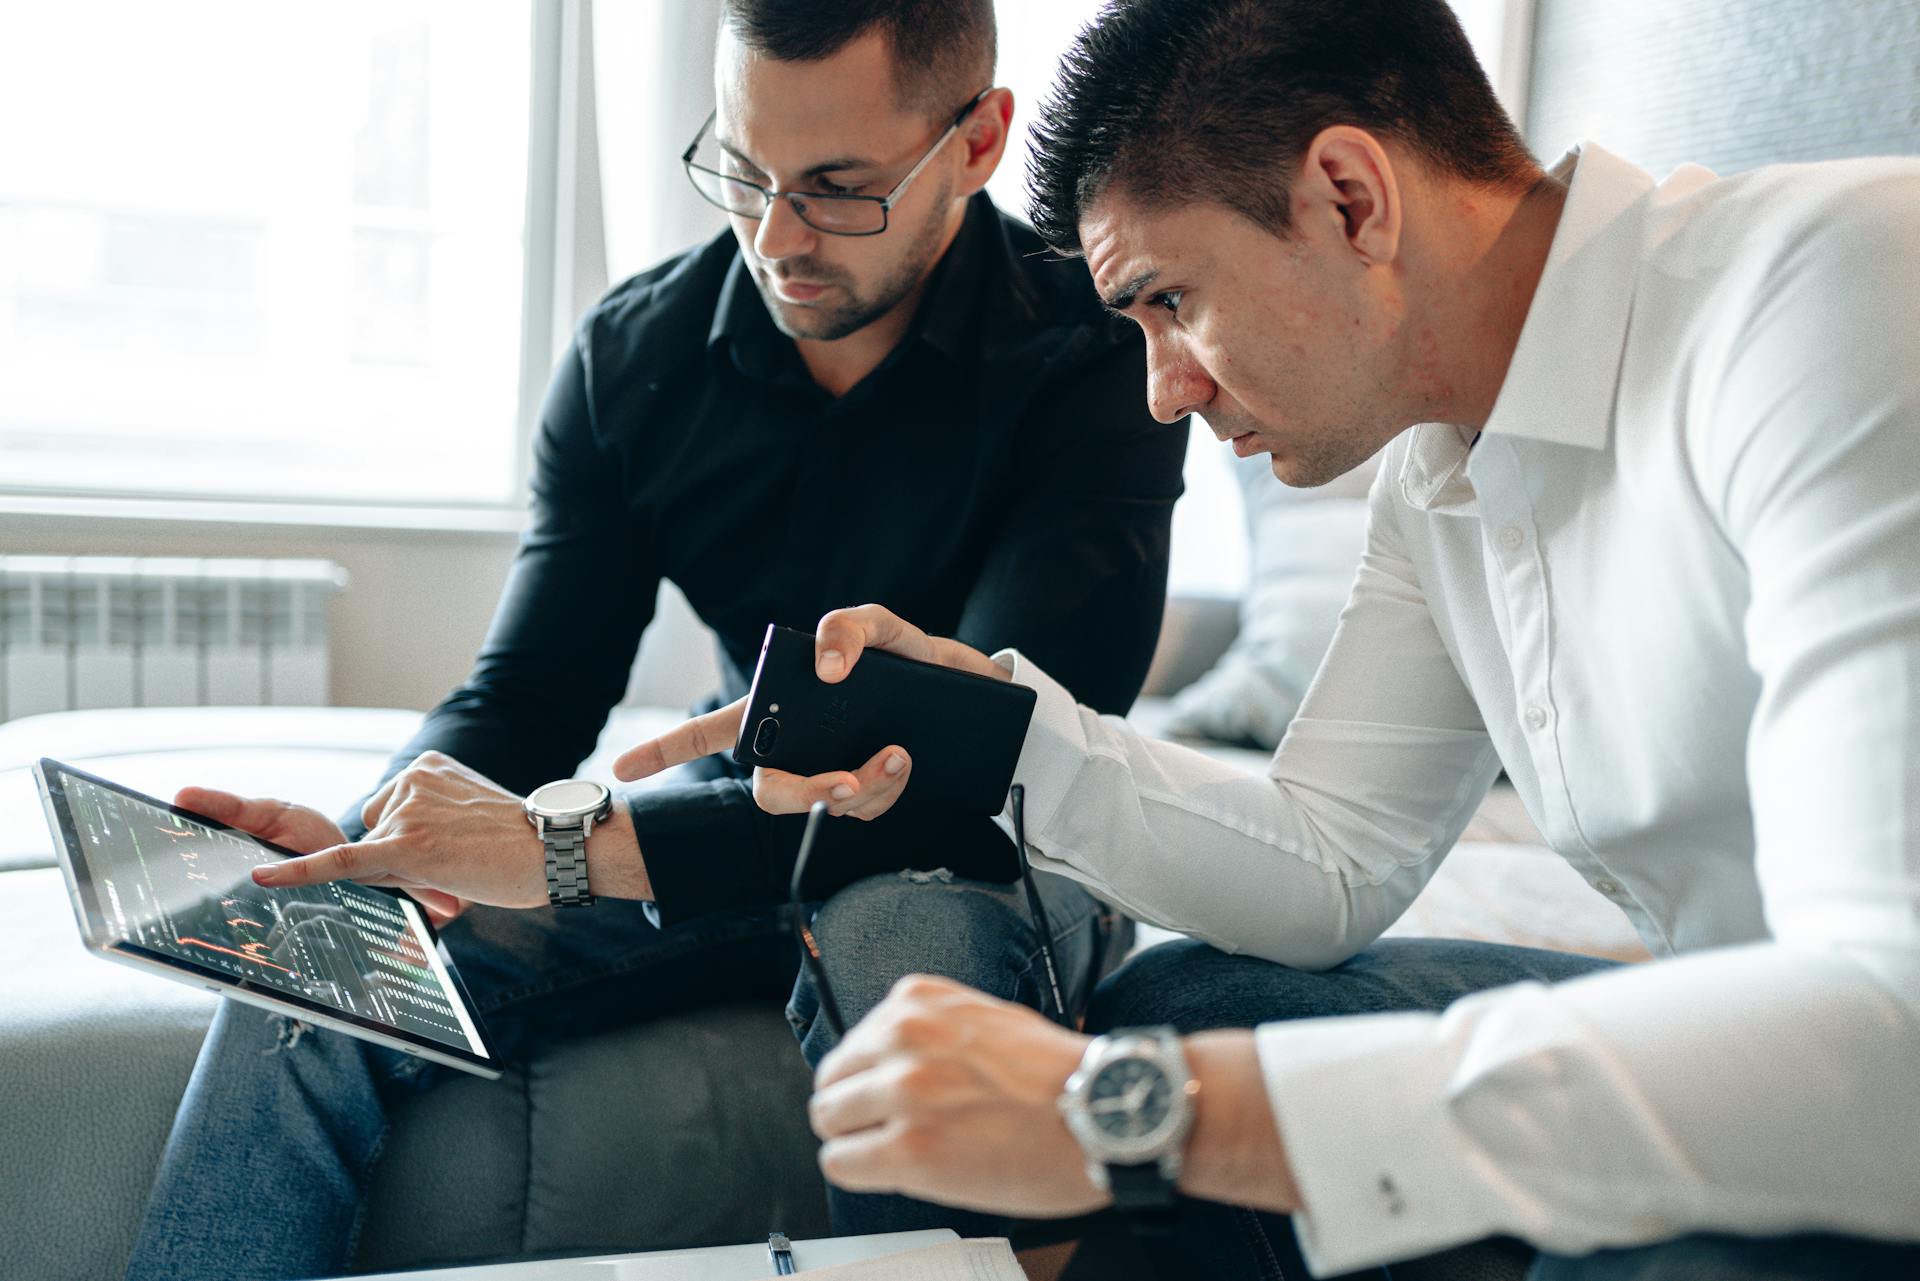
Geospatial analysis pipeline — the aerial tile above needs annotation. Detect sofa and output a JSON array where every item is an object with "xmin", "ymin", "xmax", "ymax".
[{"xmin": 0, "ymin": 600, "xmax": 1646, "ymax": 1281}]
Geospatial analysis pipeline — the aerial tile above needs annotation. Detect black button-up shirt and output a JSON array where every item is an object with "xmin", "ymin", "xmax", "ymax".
[{"xmin": 346, "ymin": 195, "xmax": 1187, "ymax": 923}]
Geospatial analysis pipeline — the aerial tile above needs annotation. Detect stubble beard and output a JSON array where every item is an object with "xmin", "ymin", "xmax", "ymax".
[
  {"xmin": 1262, "ymin": 415, "xmax": 1392, "ymax": 489},
  {"xmin": 1270, "ymin": 436, "xmax": 1370, "ymax": 488},
  {"xmin": 756, "ymin": 181, "xmax": 954, "ymax": 342}
]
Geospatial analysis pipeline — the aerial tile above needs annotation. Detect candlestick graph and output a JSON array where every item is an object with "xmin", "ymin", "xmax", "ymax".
[{"xmin": 62, "ymin": 774, "xmax": 483, "ymax": 1055}]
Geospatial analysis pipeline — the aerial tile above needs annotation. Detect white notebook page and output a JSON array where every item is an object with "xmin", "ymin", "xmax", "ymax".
[{"xmin": 793, "ymin": 1239, "xmax": 1026, "ymax": 1280}]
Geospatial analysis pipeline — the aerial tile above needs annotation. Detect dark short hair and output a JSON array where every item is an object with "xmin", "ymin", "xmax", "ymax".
[
  {"xmin": 721, "ymin": 0, "xmax": 995, "ymax": 119},
  {"xmin": 1027, "ymin": 0, "xmax": 1536, "ymax": 252}
]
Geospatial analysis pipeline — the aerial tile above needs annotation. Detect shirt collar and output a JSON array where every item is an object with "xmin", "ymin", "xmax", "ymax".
[
  {"xmin": 1400, "ymin": 142, "xmax": 1656, "ymax": 511},
  {"xmin": 1482, "ymin": 142, "xmax": 1654, "ymax": 451},
  {"xmin": 705, "ymin": 192, "xmax": 996, "ymax": 385}
]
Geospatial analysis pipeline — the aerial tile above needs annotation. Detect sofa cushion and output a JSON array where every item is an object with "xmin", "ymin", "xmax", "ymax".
[{"xmin": 0, "ymin": 868, "xmax": 216, "ymax": 1281}]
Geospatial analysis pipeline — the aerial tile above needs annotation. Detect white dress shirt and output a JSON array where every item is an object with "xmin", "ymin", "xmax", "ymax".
[{"xmin": 997, "ymin": 142, "xmax": 1920, "ymax": 1273}]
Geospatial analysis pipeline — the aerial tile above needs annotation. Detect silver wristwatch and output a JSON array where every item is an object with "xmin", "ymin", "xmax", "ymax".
[
  {"xmin": 523, "ymin": 780, "xmax": 613, "ymax": 909},
  {"xmin": 1059, "ymin": 1026, "xmax": 1197, "ymax": 1214}
]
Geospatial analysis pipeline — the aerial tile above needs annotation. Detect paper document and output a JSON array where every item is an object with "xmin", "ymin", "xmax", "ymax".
[
  {"xmin": 794, "ymin": 1239, "xmax": 1025, "ymax": 1280},
  {"xmin": 346, "ymin": 1229, "xmax": 965, "ymax": 1280}
]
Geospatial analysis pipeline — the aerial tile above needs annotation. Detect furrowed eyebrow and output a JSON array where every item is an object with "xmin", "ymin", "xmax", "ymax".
[
  {"xmin": 1100, "ymin": 270, "xmax": 1160, "ymax": 314},
  {"xmin": 715, "ymin": 137, "xmax": 877, "ymax": 181}
]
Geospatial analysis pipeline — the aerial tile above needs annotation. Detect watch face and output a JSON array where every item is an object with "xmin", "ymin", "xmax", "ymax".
[
  {"xmin": 527, "ymin": 779, "xmax": 607, "ymax": 817},
  {"xmin": 1086, "ymin": 1056, "xmax": 1175, "ymax": 1140}
]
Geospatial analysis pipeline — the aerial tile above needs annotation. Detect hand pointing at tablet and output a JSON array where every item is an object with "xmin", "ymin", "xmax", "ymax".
[
  {"xmin": 178, "ymin": 785, "xmax": 470, "ymax": 925},
  {"xmin": 247, "ymin": 751, "xmax": 652, "ymax": 908},
  {"xmin": 612, "ymin": 605, "xmax": 1011, "ymax": 820}
]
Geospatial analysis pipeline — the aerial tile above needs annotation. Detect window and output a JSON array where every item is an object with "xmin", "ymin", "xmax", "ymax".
[{"xmin": 0, "ymin": 1, "xmax": 538, "ymax": 507}]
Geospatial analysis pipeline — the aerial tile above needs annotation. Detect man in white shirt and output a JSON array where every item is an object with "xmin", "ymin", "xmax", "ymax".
[{"xmin": 602, "ymin": 0, "xmax": 1920, "ymax": 1276}]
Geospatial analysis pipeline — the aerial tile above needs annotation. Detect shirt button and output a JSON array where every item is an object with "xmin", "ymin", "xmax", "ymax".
[
  {"xmin": 1594, "ymin": 878, "xmax": 1620, "ymax": 895},
  {"xmin": 1524, "ymin": 705, "xmax": 1549, "ymax": 730},
  {"xmin": 1498, "ymin": 526, "xmax": 1525, "ymax": 550}
]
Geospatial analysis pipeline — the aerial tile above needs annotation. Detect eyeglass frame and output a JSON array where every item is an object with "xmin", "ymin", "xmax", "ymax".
[
  {"xmin": 681, "ymin": 88, "xmax": 993, "ymax": 238},
  {"xmin": 789, "ymin": 783, "xmax": 1066, "ymax": 1042}
]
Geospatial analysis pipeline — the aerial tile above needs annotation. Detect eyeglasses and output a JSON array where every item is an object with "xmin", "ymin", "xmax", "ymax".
[
  {"xmin": 682, "ymin": 89, "xmax": 991, "ymax": 238},
  {"xmin": 789, "ymin": 783, "xmax": 1066, "ymax": 1041}
]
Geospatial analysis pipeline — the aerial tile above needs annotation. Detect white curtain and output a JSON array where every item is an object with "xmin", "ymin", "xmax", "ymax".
[{"xmin": 590, "ymin": 0, "xmax": 729, "ymax": 287}]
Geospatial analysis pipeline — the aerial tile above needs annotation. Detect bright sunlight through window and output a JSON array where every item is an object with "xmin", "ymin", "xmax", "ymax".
[{"xmin": 0, "ymin": 1, "xmax": 532, "ymax": 506}]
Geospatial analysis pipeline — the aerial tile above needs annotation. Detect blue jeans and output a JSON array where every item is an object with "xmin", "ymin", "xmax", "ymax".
[
  {"xmin": 123, "ymin": 871, "xmax": 1116, "ymax": 1281},
  {"xmin": 788, "ymin": 868, "xmax": 1126, "ymax": 1240},
  {"xmin": 1077, "ymin": 938, "xmax": 1920, "ymax": 1281}
]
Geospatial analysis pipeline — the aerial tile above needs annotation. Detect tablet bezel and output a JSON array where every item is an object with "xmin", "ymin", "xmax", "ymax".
[{"xmin": 35, "ymin": 757, "xmax": 502, "ymax": 1080}]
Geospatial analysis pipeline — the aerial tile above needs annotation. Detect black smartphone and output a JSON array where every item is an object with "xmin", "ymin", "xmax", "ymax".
[{"xmin": 731, "ymin": 624, "xmax": 1038, "ymax": 815}]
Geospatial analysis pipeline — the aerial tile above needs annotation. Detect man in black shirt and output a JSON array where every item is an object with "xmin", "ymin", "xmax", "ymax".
[{"xmin": 122, "ymin": 4, "xmax": 1185, "ymax": 1278}]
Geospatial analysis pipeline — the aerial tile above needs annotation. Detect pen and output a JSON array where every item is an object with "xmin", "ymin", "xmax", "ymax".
[{"xmin": 768, "ymin": 1230, "xmax": 796, "ymax": 1275}]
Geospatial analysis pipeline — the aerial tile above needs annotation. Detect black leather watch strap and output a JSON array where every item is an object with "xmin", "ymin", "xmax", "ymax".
[
  {"xmin": 1107, "ymin": 1162, "xmax": 1176, "ymax": 1234},
  {"xmin": 1106, "ymin": 1161, "xmax": 1170, "ymax": 1209}
]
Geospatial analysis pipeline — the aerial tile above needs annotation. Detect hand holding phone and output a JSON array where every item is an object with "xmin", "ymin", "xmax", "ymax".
[{"xmin": 613, "ymin": 606, "xmax": 1028, "ymax": 821}]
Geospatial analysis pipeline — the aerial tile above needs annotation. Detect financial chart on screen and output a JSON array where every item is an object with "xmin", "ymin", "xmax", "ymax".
[{"xmin": 61, "ymin": 772, "xmax": 486, "ymax": 1057}]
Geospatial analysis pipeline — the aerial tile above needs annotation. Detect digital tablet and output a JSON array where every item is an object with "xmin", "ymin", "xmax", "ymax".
[{"xmin": 34, "ymin": 758, "xmax": 501, "ymax": 1079}]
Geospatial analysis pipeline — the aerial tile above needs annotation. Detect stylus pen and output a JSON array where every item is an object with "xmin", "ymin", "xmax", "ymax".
[
  {"xmin": 1010, "ymin": 784, "xmax": 1070, "ymax": 1024},
  {"xmin": 791, "ymin": 802, "xmax": 847, "ymax": 1039},
  {"xmin": 768, "ymin": 1230, "xmax": 797, "ymax": 1275}
]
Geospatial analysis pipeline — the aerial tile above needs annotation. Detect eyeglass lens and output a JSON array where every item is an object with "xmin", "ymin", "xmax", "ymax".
[{"xmin": 686, "ymin": 166, "xmax": 888, "ymax": 235}]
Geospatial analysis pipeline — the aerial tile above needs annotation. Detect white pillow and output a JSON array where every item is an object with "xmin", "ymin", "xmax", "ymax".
[{"xmin": 1160, "ymin": 450, "xmax": 1376, "ymax": 748}]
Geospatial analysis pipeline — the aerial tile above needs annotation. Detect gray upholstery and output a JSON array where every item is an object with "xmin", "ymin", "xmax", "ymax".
[{"xmin": 1, "ymin": 868, "xmax": 215, "ymax": 1281}]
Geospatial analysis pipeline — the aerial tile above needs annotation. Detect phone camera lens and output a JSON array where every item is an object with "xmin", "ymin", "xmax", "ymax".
[{"xmin": 752, "ymin": 717, "xmax": 781, "ymax": 757}]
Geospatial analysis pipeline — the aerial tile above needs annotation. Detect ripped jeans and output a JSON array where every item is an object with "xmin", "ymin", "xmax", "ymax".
[
  {"xmin": 123, "ymin": 870, "xmax": 1117, "ymax": 1281},
  {"xmin": 786, "ymin": 868, "xmax": 1127, "ymax": 1240}
]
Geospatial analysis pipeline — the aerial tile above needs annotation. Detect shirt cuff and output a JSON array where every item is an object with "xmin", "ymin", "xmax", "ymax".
[
  {"xmin": 1256, "ymin": 1013, "xmax": 1499, "ymax": 1276},
  {"xmin": 623, "ymin": 779, "xmax": 754, "ymax": 926},
  {"xmin": 990, "ymin": 648, "xmax": 1092, "ymax": 839}
]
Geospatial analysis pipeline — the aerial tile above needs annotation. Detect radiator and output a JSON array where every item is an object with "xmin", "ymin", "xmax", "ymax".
[{"xmin": 0, "ymin": 556, "xmax": 347, "ymax": 721}]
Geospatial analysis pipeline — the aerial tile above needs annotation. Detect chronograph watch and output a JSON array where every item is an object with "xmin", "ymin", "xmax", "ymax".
[{"xmin": 1058, "ymin": 1025, "xmax": 1197, "ymax": 1216}]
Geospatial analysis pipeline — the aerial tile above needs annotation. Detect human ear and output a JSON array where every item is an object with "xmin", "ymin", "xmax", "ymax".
[
  {"xmin": 1297, "ymin": 126, "xmax": 1402, "ymax": 267},
  {"xmin": 954, "ymin": 87, "xmax": 1014, "ymax": 197}
]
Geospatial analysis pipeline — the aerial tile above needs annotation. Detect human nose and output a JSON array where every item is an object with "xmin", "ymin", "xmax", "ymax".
[
  {"xmin": 753, "ymin": 193, "xmax": 817, "ymax": 263},
  {"xmin": 1144, "ymin": 333, "xmax": 1215, "ymax": 425}
]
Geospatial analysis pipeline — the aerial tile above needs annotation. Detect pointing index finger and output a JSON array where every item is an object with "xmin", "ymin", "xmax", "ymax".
[
  {"xmin": 253, "ymin": 839, "xmax": 377, "ymax": 889},
  {"xmin": 613, "ymin": 697, "xmax": 748, "ymax": 781}
]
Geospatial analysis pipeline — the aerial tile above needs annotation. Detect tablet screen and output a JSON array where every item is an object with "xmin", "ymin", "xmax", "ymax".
[{"xmin": 48, "ymin": 763, "xmax": 489, "ymax": 1061}]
